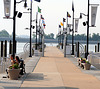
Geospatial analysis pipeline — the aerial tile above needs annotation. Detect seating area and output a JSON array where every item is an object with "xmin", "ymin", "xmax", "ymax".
[
  {"xmin": 19, "ymin": 59, "xmax": 25, "ymax": 75},
  {"xmin": 78, "ymin": 58, "xmax": 91, "ymax": 70}
]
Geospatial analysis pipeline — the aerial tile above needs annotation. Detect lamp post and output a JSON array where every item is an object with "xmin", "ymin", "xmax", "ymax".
[
  {"xmin": 80, "ymin": 0, "xmax": 99, "ymax": 58},
  {"xmin": 86, "ymin": 0, "xmax": 90, "ymax": 59},
  {"xmin": 72, "ymin": 4, "xmax": 74, "ymax": 55},
  {"xmin": 24, "ymin": 0, "xmax": 34, "ymax": 57},
  {"xmin": 29, "ymin": 0, "xmax": 32, "ymax": 57},
  {"xmin": 79, "ymin": 0, "xmax": 89, "ymax": 59},
  {"xmin": 13, "ymin": 0, "xmax": 27, "ymax": 59},
  {"xmin": 13, "ymin": 0, "xmax": 16, "ymax": 59}
]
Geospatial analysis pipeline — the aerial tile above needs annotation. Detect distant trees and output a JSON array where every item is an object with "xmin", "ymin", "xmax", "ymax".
[
  {"xmin": 0, "ymin": 30, "xmax": 10, "ymax": 37},
  {"xmin": 67, "ymin": 33, "xmax": 100, "ymax": 41},
  {"xmin": 32, "ymin": 33, "xmax": 55, "ymax": 39},
  {"xmin": 44, "ymin": 33, "xmax": 54, "ymax": 39},
  {"xmin": 0, "ymin": 29, "xmax": 100, "ymax": 41},
  {"xmin": 92, "ymin": 33, "xmax": 100, "ymax": 41}
]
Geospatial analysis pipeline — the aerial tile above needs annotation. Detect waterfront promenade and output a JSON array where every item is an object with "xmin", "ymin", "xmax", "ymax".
[
  {"xmin": 20, "ymin": 46, "xmax": 100, "ymax": 89},
  {"xmin": 0, "ymin": 46, "xmax": 100, "ymax": 89}
]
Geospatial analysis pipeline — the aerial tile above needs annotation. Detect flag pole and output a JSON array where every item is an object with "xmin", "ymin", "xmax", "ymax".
[
  {"xmin": 66, "ymin": 12, "xmax": 68, "ymax": 45},
  {"xmin": 35, "ymin": 12, "xmax": 38, "ymax": 50},
  {"xmin": 72, "ymin": 1, "xmax": 74, "ymax": 55},
  {"xmin": 64, "ymin": 17, "xmax": 67, "ymax": 57},
  {"xmin": 61, "ymin": 20, "xmax": 64, "ymax": 49},
  {"xmin": 39, "ymin": 18, "xmax": 41, "ymax": 44}
]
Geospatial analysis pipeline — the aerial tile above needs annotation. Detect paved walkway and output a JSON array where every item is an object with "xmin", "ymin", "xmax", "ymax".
[
  {"xmin": 0, "ymin": 54, "xmax": 41, "ymax": 89},
  {"xmin": 20, "ymin": 46, "xmax": 100, "ymax": 89}
]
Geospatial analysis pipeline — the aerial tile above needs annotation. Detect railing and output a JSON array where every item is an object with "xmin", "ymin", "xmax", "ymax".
[
  {"xmin": 0, "ymin": 42, "xmax": 30, "ymax": 74},
  {"xmin": 79, "ymin": 43, "xmax": 85, "ymax": 57},
  {"xmin": 18, "ymin": 42, "xmax": 29, "ymax": 59},
  {"xmin": 74, "ymin": 42, "xmax": 85, "ymax": 58},
  {"xmin": 0, "ymin": 57, "xmax": 11, "ymax": 73},
  {"xmin": 88, "ymin": 53, "xmax": 100, "ymax": 69}
]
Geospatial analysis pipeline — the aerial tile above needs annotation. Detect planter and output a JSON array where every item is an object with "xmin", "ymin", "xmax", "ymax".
[
  {"xmin": 8, "ymin": 69, "xmax": 20, "ymax": 80},
  {"xmin": 39, "ymin": 48, "xmax": 42, "ymax": 52},
  {"xmin": 84, "ymin": 63, "xmax": 91, "ymax": 70}
]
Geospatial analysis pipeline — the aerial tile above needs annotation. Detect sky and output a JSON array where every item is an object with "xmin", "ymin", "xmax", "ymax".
[{"xmin": 0, "ymin": 0, "xmax": 100, "ymax": 38}]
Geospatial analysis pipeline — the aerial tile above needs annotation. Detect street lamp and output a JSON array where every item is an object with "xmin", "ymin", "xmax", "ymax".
[
  {"xmin": 13, "ymin": 0, "xmax": 27, "ymax": 59},
  {"xmin": 79, "ymin": 0, "xmax": 90, "ymax": 59},
  {"xmin": 80, "ymin": 0, "xmax": 99, "ymax": 59},
  {"xmin": 24, "ymin": 0, "xmax": 33, "ymax": 57}
]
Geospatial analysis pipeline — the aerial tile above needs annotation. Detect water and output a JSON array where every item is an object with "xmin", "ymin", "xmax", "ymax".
[
  {"xmin": 6, "ymin": 42, "xmax": 97, "ymax": 56},
  {"xmin": 83, "ymin": 44, "xmax": 96, "ymax": 52},
  {"xmin": 46, "ymin": 43, "xmax": 97, "ymax": 53},
  {"xmin": 7, "ymin": 42, "xmax": 26, "ymax": 56}
]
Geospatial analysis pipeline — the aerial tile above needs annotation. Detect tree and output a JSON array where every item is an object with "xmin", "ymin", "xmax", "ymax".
[
  {"xmin": 0, "ymin": 30, "xmax": 10, "ymax": 37},
  {"xmin": 33, "ymin": 34, "xmax": 36, "ymax": 39},
  {"xmin": 44, "ymin": 33, "xmax": 55, "ymax": 39},
  {"xmin": 50, "ymin": 33, "xmax": 54, "ymax": 39},
  {"xmin": 92, "ymin": 33, "xmax": 100, "ymax": 41}
]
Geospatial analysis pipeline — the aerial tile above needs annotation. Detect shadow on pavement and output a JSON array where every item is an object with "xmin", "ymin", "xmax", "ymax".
[
  {"xmin": 20, "ymin": 87, "xmax": 79, "ymax": 89},
  {"xmin": 24, "ymin": 73, "xmax": 46, "ymax": 81},
  {"xmin": 3, "ymin": 87, "xmax": 79, "ymax": 89}
]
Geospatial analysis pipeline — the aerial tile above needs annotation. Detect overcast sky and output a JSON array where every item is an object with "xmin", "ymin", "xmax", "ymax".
[{"xmin": 0, "ymin": 0, "xmax": 100, "ymax": 37}]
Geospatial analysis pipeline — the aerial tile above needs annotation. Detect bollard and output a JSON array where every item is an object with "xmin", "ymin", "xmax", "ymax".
[
  {"xmin": 9, "ymin": 40, "xmax": 12, "ymax": 54},
  {"xmin": 97, "ymin": 43, "xmax": 99, "ymax": 52},
  {"xmin": 15, "ymin": 40, "xmax": 17, "ymax": 53},
  {"xmin": 85, "ymin": 45, "xmax": 87, "ymax": 58},
  {"xmin": 4, "ymin": 40, "xmax": 7, "ymax": 58},
  {"xmin": 77, "ymin": 42, "xmax": 79, "ymax": 57},
  {"xmin": 1, "ymin": 41, "xmax": 3, "ymax": 57},
  {"xmin": 95, "ymin": 45, "xmax": 96, "ymax": 52}
]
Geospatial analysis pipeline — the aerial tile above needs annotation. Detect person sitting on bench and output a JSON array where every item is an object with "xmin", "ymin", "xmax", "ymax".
[{"xmin": 15, "ymin": 56, "xmax": 25, "ymax": 75}]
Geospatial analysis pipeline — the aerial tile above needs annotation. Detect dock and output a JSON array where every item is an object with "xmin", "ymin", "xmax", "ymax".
[{"xmin": 0, "ymin": 46, "xmax": 100, "ymax": 89}]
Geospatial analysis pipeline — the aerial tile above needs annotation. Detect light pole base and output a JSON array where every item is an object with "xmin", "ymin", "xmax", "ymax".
[{"xmin": 29, "ymin": 55, "xmax": 32, "ymax": 57}]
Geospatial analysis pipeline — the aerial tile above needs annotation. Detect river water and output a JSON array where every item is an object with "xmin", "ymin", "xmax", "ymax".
[{"xmin": 6, "ymin": 42, "xmax": 97, "ymax": 55}]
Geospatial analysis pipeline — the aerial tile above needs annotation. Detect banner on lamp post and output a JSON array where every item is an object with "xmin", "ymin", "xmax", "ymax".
[
  {"xmin": 67, "ymin": 24, "xmax": 72, "ymax": 34},
  {"xmin": 91, "ymin": 5, "xmax": 98, "ymax": 27},
  {"xmin": 3, "ymin": 0, "xmax": 11, "ymax": 18},
  {"xmin": 75, "ymin": 19, "xmax": 79, "ymax": 32},
  {"xmin": 67, "ymin": 27, "xmax": 70, "ymax": 34}
]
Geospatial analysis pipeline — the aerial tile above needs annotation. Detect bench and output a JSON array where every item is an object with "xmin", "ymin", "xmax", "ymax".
[
  {"xmin": 77, "ymin": 58, "xmax": 91, "ymax": 70},
  {"xmin": 19, "ymin": 59, "xmax": 25, "ymax": 75}
]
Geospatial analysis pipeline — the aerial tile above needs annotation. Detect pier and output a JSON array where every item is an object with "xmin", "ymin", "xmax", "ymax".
[
  {"xmin": 1, "ymin": 0, "xmax": 100, "ymax": 89},
  {"xmin": 0, "ymin": 46, "xmax": 100, "ymax": 89}
]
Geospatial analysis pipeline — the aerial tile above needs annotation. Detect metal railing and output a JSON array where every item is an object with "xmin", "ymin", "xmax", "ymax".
[
  {"xmin": 79, "ymin": 43, "xmax": 85, "ymax": 57},
  {"xmin": 0, "ymin": 42, "xmax": 30, "ymax": 74},
  {"xmin": 0, "ymin": 58, "xmax": 11, "ymax": 73},
  {"xmin": 88, "ymin": 53, "xmax": 100, "ymax": 69}
]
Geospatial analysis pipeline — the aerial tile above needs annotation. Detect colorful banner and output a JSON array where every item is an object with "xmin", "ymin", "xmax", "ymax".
[
  {"xmin": 91, "ymin": 5, "xmax": 98, "ymax": 27},
  {"xmin": 38, "ymin": 7, "xmax": 41, "ymax": 13},
  {"xmin": 67, "ymin": 24, "xmax": 72, "ymax": 34},
  {"xmin": 67, "ymin": 27, "xmax": 70, "ymax": 34},
  {"xmin": 75, "ymin": 19, "xmax": 79, "ymax": 32},
  {"xmin": 34, "ymin": 0, "xmax": 41, "ymax": 2},
  {"xmin": 63, "ymin": 18, "xmax": 66, "ymax": 22},
  {"xmin": 60, "ymin": 22, "xmax": 63, "ymax": 26},
  {"xmin": 67, "ymin": 12, "xmax": 71, "ymax": 18},
  {"xmin": 3, "ymin": 0, "xmax": 11, "ymax": 18}
]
